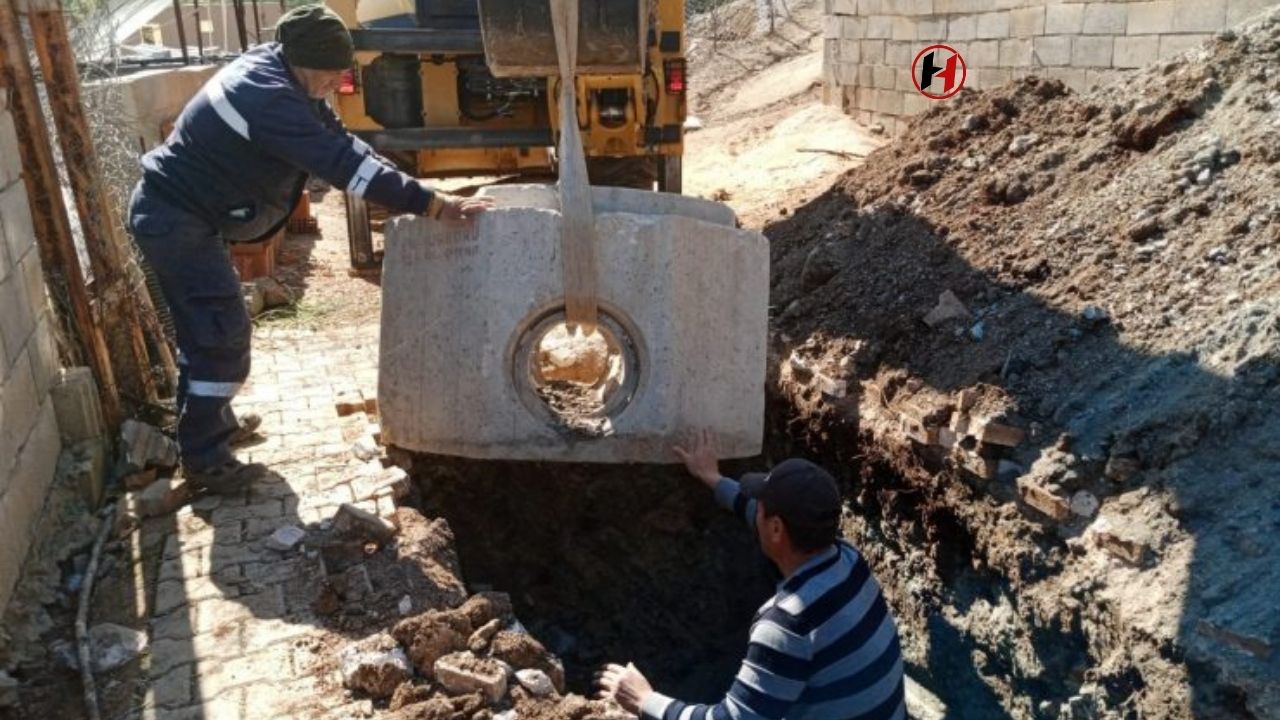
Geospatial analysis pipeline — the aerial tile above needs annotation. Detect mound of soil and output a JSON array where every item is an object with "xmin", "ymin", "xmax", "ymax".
[{"xmin": 763, "ymin": 12, "xmax": 1280, "ymax": 719}]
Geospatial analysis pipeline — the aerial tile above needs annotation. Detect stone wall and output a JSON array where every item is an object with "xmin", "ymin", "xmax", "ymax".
[
  {"xmin": 0, "ymin": 89, "xmax": 65, "ymax": 612},
  {"xmin": 823, "ymin": 0, "xmax": 1280, "ymax": 133}
]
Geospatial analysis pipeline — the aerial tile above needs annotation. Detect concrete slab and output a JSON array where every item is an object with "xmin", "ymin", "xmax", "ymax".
[{"xmin": 378, "ymin": 186, "xmax": 768, "ymax": 463}]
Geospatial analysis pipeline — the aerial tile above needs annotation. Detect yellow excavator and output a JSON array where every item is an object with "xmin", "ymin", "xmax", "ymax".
[{"xmin": 323, "ymin": 0, "xmax": 688, "ymax": 269}]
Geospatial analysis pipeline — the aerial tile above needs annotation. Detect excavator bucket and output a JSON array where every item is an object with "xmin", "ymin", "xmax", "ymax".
[{"xmin": 476, "ymin": 0, "xmax": 646, "ymax": 77}]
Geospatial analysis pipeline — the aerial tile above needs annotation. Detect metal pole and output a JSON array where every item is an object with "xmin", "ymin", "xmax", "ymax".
[
  {"xmin": 0, "ymin": 0, "xmax": 123, "ymax": 429},
  {"xmin": 193, "ymin": 0, "xmax": 204, "ymax": 58},
  {"xmin": 232, "ymin": 0, "xmax": 248, "ymax": 51},
  {"xmin": 250, "ymin": 0, "xmax": 260, "ymax": 44},
  {"xmin": 170, "ymin": 0, "xmax": 190, "ymax": 64}
]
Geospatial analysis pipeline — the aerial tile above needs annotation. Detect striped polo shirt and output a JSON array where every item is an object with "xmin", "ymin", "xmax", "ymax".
[{"xmin": 640, "ymin": 478, "xmax": 905, "ymax": 720}]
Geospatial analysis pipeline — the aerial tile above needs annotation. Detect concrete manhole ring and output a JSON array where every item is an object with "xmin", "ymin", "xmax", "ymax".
[{"xmin": 509, "ymin": 304, "xmax": 644, "ymax": 433}]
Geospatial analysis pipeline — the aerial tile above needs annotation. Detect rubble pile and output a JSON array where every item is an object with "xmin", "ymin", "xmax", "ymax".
[
  {"xmin": 321, "ymin": 506, "xmax": 623, "ymax": 720},
  {"xmin": 764, "ymin": 11, "xmax": 1280, "ymax": 719}
]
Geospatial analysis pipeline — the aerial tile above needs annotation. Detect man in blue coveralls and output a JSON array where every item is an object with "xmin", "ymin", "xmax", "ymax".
[{"xmin": 128, "ymin": 4, "xmax": 492, "ymax": 493}]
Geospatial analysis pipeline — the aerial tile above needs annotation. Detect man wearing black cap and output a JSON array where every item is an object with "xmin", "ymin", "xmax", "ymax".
[
  {"xmin": 597, "ymin": 430, "xmax": 906, "ymax": 720},
  {"xmin": 127, "ymin": 4, "xmax": 491, "ymax": 492}
]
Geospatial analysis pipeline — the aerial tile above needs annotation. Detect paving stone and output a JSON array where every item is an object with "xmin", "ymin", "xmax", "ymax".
[
  {"xmin": 195, "ymin": 588, "xmax": 285, "ymax": 634},
  {"xmin": 150, "ymin": 663, "xmax": 194, "ymax": 709},
  {"xmin": 200, "ymin": 648, "xmax": 295, "ymax": 698}
]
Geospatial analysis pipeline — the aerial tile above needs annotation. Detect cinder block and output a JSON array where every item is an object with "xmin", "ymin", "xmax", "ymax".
[
  {"xmin": 1045, "ymin": 66, "xmax": 1089, "ymax": 92},
  {"xmin": 1071, "ymin": 34, "xmax": 1114, "ymax": 66},
  {"xmin": 947, "ymin": 14, "xmax": 977, "ymax": 40},
  {"xmin": 967, "ymin": 39, "xmax": 1001, "ymax": 66},
  {"xmin": 0, "ymin": 353, "xmax": 40, "ymax": 490},
  {"xmin": 1010, "ymin": 7, "xmax": 1045, "ymax": 36},
  {"xmin": 17, "ymin": 247, "xmax": 50, "ymax": 329},
  {"xmin": 0, "ymin": 183, "xmax": 36, "ymax": 280},
  {"xmin": 1172, "ymin": 0, "xmax": 1228, "ymax": 32},
  {"xmin": 902, "ymin": 90, "xmax": 933, "ymax": 115},
  {"xmin": 50, "ymin": 366, "xmax": 103, "ymax": 444},
  {"xmin": 1127, "ymin": 1, "xmax": 1175, "ymax": 34},
  {"xmin": 859, "ymin": 65, "xmax": 877, "ymax": 88},
  {"xmin": 27, "ymin": 311, "xmax": 59, "ymax": 399},
  {"xmin": 824, "ymin": 15, "xmax": 843, "ymax": 39},
  {"xmin": 0, "ymin": 402, "xmax": 61, "ymax": 585},
  {"xmin": 1000, "ymin": 38, "xmax": 1032, "ymax": 66},
  {"xmin": 1114, "ymin": 34, "xmax": 1161, "ymax": 67},
  {"xmin": 935, "ymin": 0, "xmax": 988, "ymax": 12},
  {"xmin": 0, "ymin": 264, "xmax": 34, "ymax": 368},
  {"xmin": 884, "ymin": 0, "xmax": 933, "ymax": 14},
  {"xmin": 867, "ymin": 15, "xmax": 894, "ymax": 38},
  {"xmin": 874, "ymin": 65, "xmax": 898, "ymax": 88},
  {"xmin": 0, "ymin": 98, "xmax": 20, "ymax": 189},
  {"xmin": 1033, "ymin": 35, "xmax": 1074, "ymax": 65},
  {"xmin": 891, "ymin": 16, "xmax": 916, "ymax": 40},
  {"xmin": 916, "ymin": 17, "xmax": 947, "ymax": 41},
  {"xmin": 840, "ymin": 38, "xmax": 863, "ymax": 63},
  {"xmin": 1227, "ymin": 0, "xmax": 1276, "ymax": 25},
  {"xmin": 863, "ymin": 39, "xmax": 887, "ymax": 63},
  {"xmin": 1158, "ymin": 32, "xmax": 1212, "ymax": 58},
  {"xmin": 1045, "ymin": 3, "xmax": 1085, "ymax": 34},
  {"xmin": 833, "ymin": 0, "xmax": 858, "ymax": 13},
  {"xmin": 838, "ymin": 62, "xmax": 861, "ymax": 85},
  {"xmin": 975, "ymin": 11, "xmax": 1011, "ymax": 38},
  {"xmin": 859, "ymin": 0, "xmax": 884, "ymax": 13},
  {"xmin": 886, "ymin": 40, "xmax": 916, "ymax": 65},
  {"xmin": 976, "ymin": 67, "xmax": 1013, "ymax": 89},
  {"xmin": 842, "ymin": 15, "xmax": 868, "ymax": 39},
  {"xmin": 1083, "ymin": 3, "xmax": 1129, "ymax": 34},
  {"xmin": 874, "ymin": 88, "xmax": 904, "ymax": 114}
]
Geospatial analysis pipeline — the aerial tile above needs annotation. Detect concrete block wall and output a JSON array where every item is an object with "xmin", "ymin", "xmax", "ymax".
[
  {"xmin": 823, "ymin": 0, "xmax": 1280, "ymax": 134},
  {"xmin": 88, "ymin": 65, "xmax": 218, "ymax": 152},
  {"xmin": 0, "ymin": 88, "xmax": 65, "ymax": 613}
]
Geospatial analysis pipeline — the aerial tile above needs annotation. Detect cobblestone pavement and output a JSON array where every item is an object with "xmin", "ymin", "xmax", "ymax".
[{"xmin": 128, "ymin": 322, "xmax": 398, "ymax": 720}]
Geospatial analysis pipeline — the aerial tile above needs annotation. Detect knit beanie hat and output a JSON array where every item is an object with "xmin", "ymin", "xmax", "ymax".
[{"xmin": 275, "ymin": 5, "xmax": 354, "ymax": 70}]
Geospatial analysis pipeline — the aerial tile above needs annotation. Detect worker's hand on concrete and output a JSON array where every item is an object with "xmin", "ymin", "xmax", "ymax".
[
  {"xmin": 595, "ymin": 662, "xmax": 652, "ymax": 715},
  {"xmin": 434, "ymin": 192, "xmax": 496, "ymax": 221},
  {"xmin": 674, "ymin": 428, "xmax": 722, "ymax": 489}
]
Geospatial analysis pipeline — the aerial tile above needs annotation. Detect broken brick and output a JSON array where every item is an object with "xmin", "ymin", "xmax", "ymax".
[
  {"xmin": 974, "ymin": 419, "xmax": 1026, "ymax": 447},
  {"xmin": 957, "ymin": 450, "xmax": 997, "ymax": 479},
  {"xmin": 133, "ymin": 477, "xmax": 192, "ymax": 518},
  {"xmin": 335, "ymin": 391, "xmax": 366, "ymax": 417},
  {"xmin": 957, "ymin": 388, "xmax": 978, "ymax": 412},
  {"xmin": 363, "ymin": 396, "xmax": 379, "ymax": 416},
  {"xmin": 433, "ymin": 652, "xmax": 508, "ymax": 705},
  {"xmin": 1094, "ymin": 530, "xmax": 1149, "ymax": 565},
  {"xmin": 1018, "ymin": 480, "xmax": 1072, "ymax": 522},
  {"xmin": 949, "ymin": 411, "xmax": 970, "ymax": 435},
  {"xmin": 333, "ymin": 503, "xmax": 397, "ymax": 544}
]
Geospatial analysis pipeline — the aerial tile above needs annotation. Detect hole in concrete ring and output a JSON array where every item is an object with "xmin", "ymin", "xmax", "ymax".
[{"xmin": 511, "ymin": 305, "xmax": 643, "ymax": 436}]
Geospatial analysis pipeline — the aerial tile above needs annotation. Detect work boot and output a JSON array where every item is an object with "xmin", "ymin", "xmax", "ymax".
[
  {"xmin": 186, "ymin": 459, "xmax": 270, "ymax": 495},
  {"xmin": 229, "ymin": 412, "xmax": 264, "ymax": 446}
]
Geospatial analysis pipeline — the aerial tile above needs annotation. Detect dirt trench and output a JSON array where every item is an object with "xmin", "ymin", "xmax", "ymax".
[{"xmin": 405, "ymin": 389, "xmax": 1038, "ymax": 714}]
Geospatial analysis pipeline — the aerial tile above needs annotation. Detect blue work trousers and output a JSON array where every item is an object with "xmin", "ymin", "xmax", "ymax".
[{"xmin": 128, "ymin": 183, "xmax": 252, "ymax": 472}]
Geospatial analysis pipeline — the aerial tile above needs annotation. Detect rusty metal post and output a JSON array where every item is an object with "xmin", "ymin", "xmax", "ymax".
[
  {"xmin": 28, "ymin": 0, "xmax": 171, "ymax": 403},
  {"xmin": 231, "ymin": 0, "xmax": 248, "ymax": 51},
  {"xmin": 193, "ymin": 0, "xmax": 204, "ymax": 58},
  {"xmin": 250, "ymin": 0, "xmax": 261, "ymax": 43},
  {"xmin": 0, "ymin": 0, "xmax": 123, "ymax": 430},
  {"xmin": 170, "ymin": 0, "xmax": 190, "ymax": 64}
]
